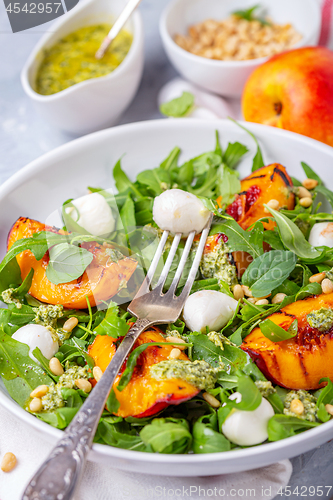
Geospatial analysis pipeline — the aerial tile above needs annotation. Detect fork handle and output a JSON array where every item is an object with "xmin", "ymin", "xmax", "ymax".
[{"xmin": 22, "ymin": 318, "xmax": 152, "ymax": 500}]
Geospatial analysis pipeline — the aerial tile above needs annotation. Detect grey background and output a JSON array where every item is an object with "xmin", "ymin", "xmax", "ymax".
[{"xmin": 0, "ymin": 0, "xmax": 332, "ymax": 498}]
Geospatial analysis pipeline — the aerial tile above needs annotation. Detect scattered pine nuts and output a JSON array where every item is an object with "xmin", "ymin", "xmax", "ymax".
[
  {"xmin": 325, "ymin": 404, "xmax": 333, "ymax": 416},
  {"xmin": 30, "ymin": 385, "xmax": 48, "ymax": 399},
  {"xmin": 256, "ymin": 299, "xmax": 269, "ymax": 306},
  {"xmin": 297, "ymin": 186, "xmax": 312, "ymax": 199},
  {"xmin": 203, "ymin": 392, "xmax": 220, "ymax": 408},
  {"xmin": 241, "ymin": 285, "xmax": 252, "ymax": 297},
  {"xmin": 272, "ymin": 293, "xmax": 287, "ymax": 304},
  {"xmin": 233, "ymin": 284, "xmax": 244, "ymax": 301},
  {"xmin": 309, "ymin": 272, "xmax": 325, "ymax": 284},
  {"xmin": 166, "ymin": 337, "xmax": 187, "ymax": 350},
  {"xmin": 264, "ymin": 199, "xmax": 279, "ymax": 213},
  {"xmin": 302, "ymin": 178, "xmax": 318, "ymax": 190},
  {"xmin": 63, "ymin": 317, "xmax": 79, "ymax": 333},
  {"xmin": 93, "ymin": 366, "xmax": 103, "ymax": 382},
  {"xmin": 1, "ymin": 452, "xmax": 17, "ymax": 473},
  {"xmin": 299, "ymin": 197, "xmax": 313, "ymax": 208},
  {"xmin": 290, "ymin": 398, "xmax": 304, "ymax": 415},
  {"xmin": 29, "ymin": 397, "xmax": 43, "ymax": 413},
  {"xmin": 75, "ymin": 379, "xmax": 92, "ymax": 393},
  {"xmin": 169, "ymin": 348, "xmax": 181, "ymax": 360},
  {"xmin": 49, "ymin": 357, "xmax": 64, "ymax": 376},
  {"xmin": 247, "ymin": 298, "xmax": 257, "ymax": 304},
  {"xmin": 321, "ymin": 278, "xmax": 333, "ymax": 294}
]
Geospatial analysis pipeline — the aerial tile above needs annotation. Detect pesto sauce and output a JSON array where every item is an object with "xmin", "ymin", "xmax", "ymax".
[
  {"xmin": 284, "ymin": 389, "xmax": 318, "ymax": 422},
  {"xmin": 35, "ymin": 24, "xmax": 133, "ymax": 95},
  {"xmin": 42, "ymin": 363, "xmax": 89, "ymax": 411},
  {"xmin": 200, "ymin": 238, "xmax": 238, "ymax": 287},
  {"xmin": 255, "ymin": 380, "xmax": 276, "ymax": 398},
  {"xmin": 150, "ymin": 359, "xmax": 221, "ymax": 391},
  {"xmin": 207, "ymin": 331, "xmax": 236, "ymax": 350},
  {"xmin": 1, "ymin": 288, "xmax": 23, "ymax": 309},
  {"xmin": 34, "ymin": 304, "xmax": 64, "ymax": 329},
  {"xmin": 307, "ymin": 307, "xmax": 333, "ymax": 332}
]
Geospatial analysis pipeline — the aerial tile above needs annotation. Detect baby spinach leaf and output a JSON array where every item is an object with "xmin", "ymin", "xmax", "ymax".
[
  {"xmin": 228, "ymin": 118, "xmax": 265, "ymax": 171},
  {"xmin": 242, "ymin": 250, "xmax": 297, "ymax": 298},
  {"xmin": 61, "ymin": 200, "xmax": 88, "ymax": 235},
  {"xmin": 94, "ymin": 301, "xmax": 129, "ymax": 338},
  {"xmin": 160, "ymin": 92, "xmax": 195, "ymax": 118},
  {"xmin": 217, "ymin": 218, "xmax": 263, "ymax": 259},
  {"xmin": 137, "ymin": 168, "xmax": 170, "ymax": 196},
  {"xmin": 46, "ymin": 243, "xmax": 93, "ymax": 285},
  {"xmin": 230, "ymin": 375, "xmax": 262, "ymax": 411},
  {"xmin": 192, "ymin": 421, "xmax": 230, "ymax": 453},
  {"xmin": 268, "ymin": 415, "xmax": 320, "ymax": 441},
  {"xmin": 7, "ymin": 303, "xmax": 35, "ymax": 326},
  {"xmin": 106, "ymin": 388, "xmax": 120, "ymax": 414},
  {"xmin": 37, "ymin": 408, "xmax": 79, "ymax": 429},
  {"xmin": 295, "ymin": 282, "xmax": 322, "ymax": 301},
  {"xmin": 0, "ymin": 329, "xmax": 53, "ymax": 407},
  {"xmin": 260, "ymin": 318, "xmax": 298, "ymax": 342},
  {"xmin": 61, "ymin": 388, "xmax": 83, "ymax": 408},
  {"xmin": 98, "ymin": 420, "xmax": 149, "ymax": 451},
  {"xmin": 140, "ymin": 418, "xmax": 192, "ymax": 454},
  {"xmin": 264, "ymin": 206, "xmax": 322, "ymax": 260}
]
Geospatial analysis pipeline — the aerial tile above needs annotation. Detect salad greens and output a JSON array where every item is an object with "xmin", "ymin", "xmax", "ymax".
[{"xmin": 1, "ymin": 127, "xmax": 333, "ymax": 456}]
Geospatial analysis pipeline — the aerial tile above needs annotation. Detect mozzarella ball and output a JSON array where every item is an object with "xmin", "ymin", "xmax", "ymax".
[
  {"xmin": 222, "ymin": 397, "xmax": 275, "ymax": 446},
  {"xmin": 309, "ymin": 222, "xmax": 333, "ymax": 248},
  {"xmin": 12, "ymin": 324, "xmax": 59, "ymax": 364},
  {"xmin": 70, "ymin": 193, "xmax": 115, "ymax": 237},
  {"xmin": 183, "ymin": 290, "xmax": 238, "ymax": 333},
  {"xmin": 153, "ymin": 189, "xmax": 210, "ymax": 236}
]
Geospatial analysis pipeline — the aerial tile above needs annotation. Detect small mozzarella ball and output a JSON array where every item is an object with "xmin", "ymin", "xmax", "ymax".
[
  {"xmin": 183, "ymin": 290, "xmax": 238, "ymax": 333},
  {"xmin": 70, "ymin": 193, "xmax": 115, "ymax": 237},
  {"xmin": 12, "ymin": 324, "xmax": 59, "ymax": 364},
  {"xmin": 309, "ymin": 222, "xmax": 333, "ymax": 248},
  {"xmin": 222, "ymin": 397, "xmax": 275, "ymax": 446},
  {"xmin": 153, "ymin": 189, "xmax": 210, "ymax": 236}
]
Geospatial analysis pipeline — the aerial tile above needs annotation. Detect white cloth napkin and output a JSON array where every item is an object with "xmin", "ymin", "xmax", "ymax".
[{"xmin": 0, "ymin": 404, "xmax": 292, "ymax": 500}]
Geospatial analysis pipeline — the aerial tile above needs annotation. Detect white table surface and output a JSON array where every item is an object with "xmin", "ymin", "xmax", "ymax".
[{"xmin": 0, "ymin": 0, "xmax": 333, "ymax": 498}]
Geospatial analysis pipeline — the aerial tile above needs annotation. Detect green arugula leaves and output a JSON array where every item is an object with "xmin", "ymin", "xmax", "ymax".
[
  {"xmin": 160, "ymin": 92, "xmax": 195, "ymax": 118},
  {"xmin": 260, "ymin": 318, "xmax": 298, "ymax": 342}
]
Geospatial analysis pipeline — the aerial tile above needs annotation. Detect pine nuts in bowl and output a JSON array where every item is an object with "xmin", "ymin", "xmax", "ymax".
[{"xmin": 160, "ymin": 0, "xmax": 320, "ymax": 97}]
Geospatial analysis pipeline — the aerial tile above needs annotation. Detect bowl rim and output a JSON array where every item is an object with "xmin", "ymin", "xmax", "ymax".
[
  {"xmin": 20, "ymin": 0, "xmax": 143, "ymax": 102},
  {"xmin": 159, "ymin": 0, "xmax": 321, "ymax": 68},
  {"xmin": 1, "ymin": 118, "xmax": 333, "ymax": 467}
]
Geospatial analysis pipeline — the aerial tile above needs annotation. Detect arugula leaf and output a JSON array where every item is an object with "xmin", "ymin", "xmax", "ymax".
[
  {"xmin": 295, "ymin": 282, "xmax": 322, "ymax": 301},
  {"xmin": 137, "ymin": 168, "xmax": 170, "ymax": 196},
  {"xmin": 268, "ymin": 415, "xmax": 319, "ymax": 441},
  {"xmin": 46, "ymin": 243, "xmax": 93, "ymax": 285},
  {"xmin": 140, "ymin": 418, "xmax": 192, "ymax": 454},
  {"xmin": 301, "ymin": 162, "xmax": 322, "ymax": 184},
  {"xmin": 242, "ymin": 250, "xmax": 297, "ymax": 298},
  {"xmin": 233, "ymin": 4, "xmax": 268, "ymax": 24},
  {"xmin": 0, "ymin": 258, "xmax": 21, "ymax": 294},
  {"xmin": 98, "ymin": 420, "xmax": 149, "ymax": 451},
  {"xmin": 160, "ymin": 147, "xmax": 181, "ymax": 171},
  {"xmin": 228, "ymin": 118, "xmax": 265, "ymax": 171},
  {"xmin": 216, "ymin": 218, "xmax": 263, "ymax": 259},
  {"xmin": 94, "ymin": 301, "xmax": 129, "ymax": 338},
  {"xmin": 37, "ymin": 407, "xmax": 79, "ymax": 429},
  {"xmin": 7, "ymin": 303, "xmax": 35, "ymax": 326},
  {"xmin": 61, "ymin": 200, "xmax": 88, "ymax": 235},
  {"xmin": 160, "ymin": 92, "xmax": 195, "ymax": 118},
  {"xmin": 10, "ymin": 269, "xmax": 34, "ymax": 298},
  {"xmin": 229, "ymin": 375, "xmax": 262, "ymax": 411},
  {"xmin": 260, "ymin": 318, "xmax": 298, "ymax": 342},
  {"xmin": 316, "ymin": 378, "xmax": 333, "ymax": 407},
  {"xmin": 223, "ymin": 142, "xmax": 249, "ymax": 170},
  {"xmin": 119, "ymin": 194, "xmax": 136, "ymax": 234},
  {"xmin": 106, "ymin": 388, "xmax": 120, "ymax": 414},
  {"xmin": 216, "ymin": 165, "xmax": 241, "ymax": 206},
  {"xmin": 264, "ymin": 206, "xmax": 322, "ymax": 260},
  {"xmin": 113, "ymin": 159, "xmax": 142, "ymax": 200},
  {"xmin": 192, "ymin": 420, "xmax": 230, "ymax": 453}
]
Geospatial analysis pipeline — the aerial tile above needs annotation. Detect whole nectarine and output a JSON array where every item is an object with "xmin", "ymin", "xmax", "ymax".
[{"xmin": 242, "ymin": 47, "xmax": 333, "ymax": 147}]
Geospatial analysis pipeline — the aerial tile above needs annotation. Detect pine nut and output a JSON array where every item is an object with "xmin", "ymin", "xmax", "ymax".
[
  {"xmin": 247, "ymin": 298, "xmax": 257, "ymax": 304},
  {"xmin": 1, "ymin": 452, "xmax": 17, "ymax": 472},
  {"xmin": 299, "ymin": 197, "xmax": 313, "ymax": 208},
  {"xmin": 29, "ymin": 397, "xmax": 43, "ymax": 413},
  {"xmin": 297, "ymin": 186, "xmax": 312, "ymax": 199},
  {"xmin": 256, "ymin": 299, "xmax": 269, "ymax": 305},
  {"xmin": 233, "ymin": 284, "xmax": 244, "ymax": 301},
  {"xmin": 264, "ymin": 199, "xmax": 279, "ymax": 213},
  {"xmin": 166, "ymin": 337, "xmax": 186, "ymax": 350},
  {"xmin": 241, "ymin": 285, "xmax": 252, "ymax": 297},
  {"xmin": 302, "ymin": 178, "xmax": 318, "ymax": 190},
  {"xmin": 309, "ymin": 272, "xmax": 325, "ymax": 284},
  {"xmin": 203, "ymin": 392, "xmax": 221, "ymax": 408},
  {"xmin": 169, "ymin": 348, "xmax": 181, "ymax": 360},
  {"xmin": 290, "ymin": 398, "xmax": 304, "ymax": 415},
  {"xmin": 272, "ymin": 293, "xmax": 287, "ymax": 304},
  {"xmin": 325, "ymin": 404, "xmax": 333, "ymax": 416},
  {"xmin": 321, "ymin": 278, "xmax": 333, "ymax": 294},
  {"xmin": 49, "ymin": 357, "xmax": 64, "ymax": 376},
  {"xmin": 75, "ymin": 379, "xmax": 92, "ymax": 393},
  {"xmin": 63, "ymin": 317, "xmax": 79, "ymax": 333},
  {"xmin": 30, "ymin": 385, "xmax": 48, "ymax": 398},
  {"xmin": 93, "ymin": 366, "xmax": 103, "ymax": 382}
]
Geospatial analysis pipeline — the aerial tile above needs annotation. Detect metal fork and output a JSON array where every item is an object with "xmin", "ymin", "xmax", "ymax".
[{"xmin": 22, "ymin": 214, "xmax": 213, "ymax": 500}]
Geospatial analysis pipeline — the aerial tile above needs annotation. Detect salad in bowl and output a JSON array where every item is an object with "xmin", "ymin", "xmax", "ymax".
[{"xmin": 1, "ymin": 122, "xmax": 333, "ymax": 456}]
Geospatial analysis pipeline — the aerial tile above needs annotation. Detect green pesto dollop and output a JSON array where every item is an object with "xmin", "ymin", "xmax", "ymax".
[
  {"xmin": 283, "ymin": 389, "xmax": 317, "ymax": 422},
  {"xmin": 255, "ymin": 380, "xmax": 276, "ymax": 398},
  {"xmin": 199, "ymin": 237, "xmax": 238, "ymax": 287},
  {"xmin": 35, "ymin": 24, "xmax": 133, "ymax": 95},
  {"xmin": 34, "ymin": 304, "xmax": 64, "ymax": 329},
  {"xmin": 150, "ymin": 359, "xmax": 221, "ymax": 391},
  {"xmin": 307, "ymin": 307, "xmax": 333, "ymax": 332},
  {"xmin": 1, "ymin": 288, "xmax": 23, "ymax": 309},
  {"xmin": 41, "ymin": 362, "xmax": 90, "ymax": 411},
  {"xmin": 207, "ymin": 331, "xmax": 236, "ymax": 350}
]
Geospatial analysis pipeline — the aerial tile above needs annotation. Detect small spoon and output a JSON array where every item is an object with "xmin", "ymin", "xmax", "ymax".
[{"xmin": 95, "ymin": 0, "xmax": 143, "ymax": 59}]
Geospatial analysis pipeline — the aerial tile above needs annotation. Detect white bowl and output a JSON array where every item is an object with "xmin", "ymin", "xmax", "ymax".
[
  {"xmin": 21, "ymin": 0, "xmax": 144, "ymax": 135},
  {"xmin": 1, "ymin": 119, "xmax": 333, "ymax": 476},
  {"xmin": 160, "ymin": 0, "xmax": 321, "ymax": 97}
]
